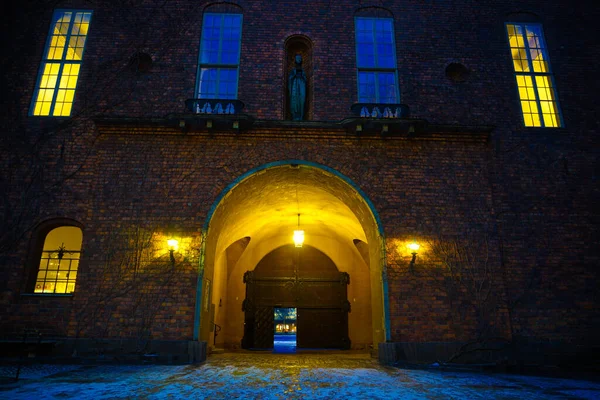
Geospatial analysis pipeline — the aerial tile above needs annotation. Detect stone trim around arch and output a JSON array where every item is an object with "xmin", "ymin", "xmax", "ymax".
[{"xmin": 193, "ymin": 160, "xmax": 391, "ymax": 347}]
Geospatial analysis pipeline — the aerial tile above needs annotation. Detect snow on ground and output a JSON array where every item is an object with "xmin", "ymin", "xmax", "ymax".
[{"xmin": 1, "ymin": 353, "xmax": 599, "ymax": 399}]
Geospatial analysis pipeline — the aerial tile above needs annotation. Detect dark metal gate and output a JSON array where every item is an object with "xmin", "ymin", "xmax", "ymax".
[{"xmin": 241, "ymin": 244, "xmax": 350, "ymax": 350}]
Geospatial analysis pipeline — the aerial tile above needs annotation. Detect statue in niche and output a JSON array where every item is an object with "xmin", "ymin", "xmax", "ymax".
[{"xmin": 288, "ymin": 54, "xmax": 307, "ymax": 120}]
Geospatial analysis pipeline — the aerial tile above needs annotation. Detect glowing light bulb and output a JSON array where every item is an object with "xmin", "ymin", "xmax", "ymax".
[
  {"xmin": 408, "ymin": 242, "xmax": 420, "ymax": 252},
  {"xmin": 293, "ymin": 230, "xmax": 304, "ymax": 247},
  {"xmin": 167, "ymin": 239, "xmax": 179, "ymax": 252}
]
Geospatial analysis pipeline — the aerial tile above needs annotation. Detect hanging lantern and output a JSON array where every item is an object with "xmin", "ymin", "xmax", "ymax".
[
  {"xmin": 293, "ymin": 213, "xmax": 304, "ymax": 247},
  {"xmin": 293, "ymin": 229, "xmax": 304, "ymax": 247}
]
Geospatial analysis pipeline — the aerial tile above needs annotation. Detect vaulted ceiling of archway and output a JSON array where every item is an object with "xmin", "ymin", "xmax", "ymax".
[{"xmin": 207, "ymin": 164, "xmax": 375, "ymax": 259}]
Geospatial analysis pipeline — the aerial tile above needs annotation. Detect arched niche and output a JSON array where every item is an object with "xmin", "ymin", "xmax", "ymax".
[
  {"xmin": 284, "ymin": 35, "xmax": 313, "ymax": 120},
  {"xmin": 202, "ymin": 2, "xmax": 243, "ymax": 14},
  {"xmin": 354, "ymin": 5, "xmax": 394, "ymax": 18},
  {"xmin": 504, "ymin": 11, "xmax": 542, "ymax": 23}
]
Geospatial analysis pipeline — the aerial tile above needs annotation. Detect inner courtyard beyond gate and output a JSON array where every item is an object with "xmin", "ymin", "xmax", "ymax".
[{"xmin": 197, "ymin": 161, "xmax": 387, "ymax": 351}]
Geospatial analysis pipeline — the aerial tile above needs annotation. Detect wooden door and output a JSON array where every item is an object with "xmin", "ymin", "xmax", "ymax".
[
  {"xmin": 253, "ymin": 306, "xmax": 274, "ymax": 349},
  {"xmin": 297, "ymin": 308, "xmax": 349, "ymax": 349},
  {"xmin": 241, "ymin": 244, "xmax": 350, "ymax": 350}
]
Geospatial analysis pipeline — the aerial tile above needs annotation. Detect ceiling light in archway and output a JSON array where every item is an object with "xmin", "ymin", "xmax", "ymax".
[{"xmin": 293, "ymin": 213, "xmax": 304, "ymax": 247}]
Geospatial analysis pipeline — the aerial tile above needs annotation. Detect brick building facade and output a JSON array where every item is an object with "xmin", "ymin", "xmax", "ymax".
[{"xmin": 1, "ymin": 0, "xmax": 598, "ymax": 365}]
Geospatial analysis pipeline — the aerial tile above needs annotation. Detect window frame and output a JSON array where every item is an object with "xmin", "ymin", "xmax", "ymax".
[
  {"xmin": 29, "ymin": 9, "xmax": 93, "ymax": 117},
  {"xmin": 354, "ymin": 16, "xmax": 400, "ymax": 104},
  {"xmin": 24, "ymin": 218, "xmax": 84, "ymax": 295},
  {"xmin": 196, "ymin": 12, "xmax": 243, "ymax": 100},
  {"xmin": 505, "ymin": 22, "xmax": 563, "ymax": 128}
]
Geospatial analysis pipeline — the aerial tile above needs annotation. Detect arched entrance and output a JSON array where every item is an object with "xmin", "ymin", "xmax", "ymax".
[{"xmin": 195, "ymin": 161, "xmax": 388, "ymax": 352}]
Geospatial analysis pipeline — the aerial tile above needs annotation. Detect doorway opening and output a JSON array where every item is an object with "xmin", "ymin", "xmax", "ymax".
[
  {"xmin": 242, "ymin": 244, "xmax": 351, "ymax": 350},
  {"xmin": 199, "ymin": 161, "xmax": 387, "ymax": 352},
  {"xmin": 274, "ymin": 307, "xmax": 296, "ymax": 353}
]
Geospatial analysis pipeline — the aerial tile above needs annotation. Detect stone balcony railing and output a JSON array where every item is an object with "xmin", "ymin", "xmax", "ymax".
[
  {"xmin": 185, "ymin": 98, "xmax": 245, "ymax": 115},
  {"xmin": 182, "ymin": 98, "xmax": 254, "ymax": 131},
  {"xmin": 342, "ymin": 103, "xmax": 426, "ymax": 135},
  {"xmin": 350, "ymin": 103, "xmax": 410, "ymax": 119}
]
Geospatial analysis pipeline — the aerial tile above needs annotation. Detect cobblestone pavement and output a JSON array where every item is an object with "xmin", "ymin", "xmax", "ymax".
[{"xmin": 1, "ymin": 352, "xmax": 600, "ymax": 399}]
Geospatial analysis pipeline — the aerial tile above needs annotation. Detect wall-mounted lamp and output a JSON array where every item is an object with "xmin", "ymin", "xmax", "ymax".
[
  {"xmin": 293, "ymin": 213, "xmax": 304, "ymax": 248},
  {"xmin": 408, "ymin": 241, "xmax": 420, "ymax": 270},
  {"xmin": 167, "ymin": 238, "xmax": 179, "ymax": 265}
]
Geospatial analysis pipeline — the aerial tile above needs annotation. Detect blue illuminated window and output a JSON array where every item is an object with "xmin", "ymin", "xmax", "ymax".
[
  {"xmin": 355, "ymin": 17, "xmax": 398, "ymax": 103},
  {"xmin": 197, "ymin": 13, "xmax": 242, "ymax": 99}
]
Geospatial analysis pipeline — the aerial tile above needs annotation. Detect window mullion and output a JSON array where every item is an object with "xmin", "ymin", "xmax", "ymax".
[
  {"xmin": 521, "ymin": 27, "xmax": 536, "ymax": 74},
  {"xmin": 218, "ymin": 14, "xmax": 225, "ymax": 65},
  {"xmin": 371, "ymin": 20, "xmax": 378, "ymax": 69},
  {"xmin": 48, "ymin": 63, "xmax": 65, "ymax": 117},
  {"xmin": 522, "ymin": 26, "xmax": 545, "ymax": 127},
  {"xmin": 199, "ymin": 63, "xmax": 237, "ymax": 68},
  {"xmin": 531, "ymin": 75, "xmax": 546, "ymax": 127},
  {"xmin": 216, "ymin": 68, "xmax": 222, "ymax": 98},
  {"xmin": 53, "ymin": 258, "xmax": 61, "ymax": 294},
  {"xmin": 374, "ymin": 73, "xmax": 380, "ymax": 102},
  {"xmin": 372, "ymin": 20, "xmax": 379, "ymax": 101},
  {"xmin": 48, "ymin": 15, "xmax": 75, "ymax": 117}
]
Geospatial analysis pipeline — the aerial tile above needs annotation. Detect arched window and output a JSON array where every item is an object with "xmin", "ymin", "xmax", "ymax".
[{"xmin": 33, "ymin": 226, "xmax": 83, "ymax": 294}]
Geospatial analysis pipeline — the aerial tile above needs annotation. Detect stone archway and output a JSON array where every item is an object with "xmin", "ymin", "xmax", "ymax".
[{"xmin": 195, "ymin": 161, "xmax": 388, "ymax": 352}]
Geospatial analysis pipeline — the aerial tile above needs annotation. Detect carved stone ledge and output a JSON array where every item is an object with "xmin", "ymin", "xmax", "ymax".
[
  {"xmin": 341, "ymin": 116, "xmax": 428, "ymax": 136},
  {"xmin": 181, "ymin": 98, "xmax": 255, "ymax": 132}
]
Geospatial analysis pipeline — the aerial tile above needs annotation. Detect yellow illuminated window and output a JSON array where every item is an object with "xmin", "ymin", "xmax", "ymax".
[
  {"xmin": 34, "ymin": 226, "xmax": 82, "ymax": 294},
  {"xmin": 506, "ymin": 23, "xmax": 561, "ymax": 127},
  {"xmin": 31, "ymin": 10, "xmax": 92, "ymax": 117}
]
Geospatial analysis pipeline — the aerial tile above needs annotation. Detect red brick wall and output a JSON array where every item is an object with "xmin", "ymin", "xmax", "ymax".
[{"xmin": 1, "ymin": 0, "xmax": 597, "ymax": 351}]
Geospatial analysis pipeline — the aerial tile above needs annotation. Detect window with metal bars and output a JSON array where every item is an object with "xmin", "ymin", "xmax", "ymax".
[
  {"xmin": 506, "ymin": 23, "xmax": 562, "ymax": 128},
  {"xmin": 30, "ymin": 10, "xmax": 92, "ymax": 117}
]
